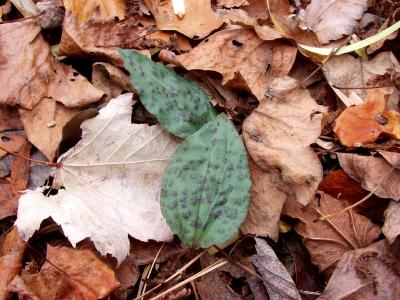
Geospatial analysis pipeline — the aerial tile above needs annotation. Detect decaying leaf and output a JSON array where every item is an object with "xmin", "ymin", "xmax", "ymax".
[
  {"xmin": 19, "ymin": 98, "xmax": 80, "ymax": 162},
  {"xmin": 163, "ymin": 29, "xmax": 297, "ymax": 100},
  {"xmin": 284, "ymin": 192, "xmax": 381, "ymax": 272},
  {"xmin": 303, "ymin": 0, "xmax": 368, "ymax": 44},
  {"xmin": 15, "ymin": 94, "xmax": 181, "ymax": 263},
  {"xmin": 243, "ymin": 77, "xmax": 327, "ymax": 205},
  {"xmin": 319, "ymin": 239, "xmax": 400, "ymax": 299},
  {"xmin": 383, "ymin": 200, "xmax": 400, "ymax": 243},
  {"xmin": 0, "ymin": 18, "xmax": 104, "ymax": 109},
  {"xmin": 333, "ymin": 88, "xmax": 400, "ymax": 147},
  {"xmin": 64, "ymin": 0, "xmax": 126, "ymax": 21},
  {"xmin": 322, "ymin": 51, "xmax": 400, "ymax": 102},
  {"xmin": 161, "ymin": 114, "xmax": 250, "ymax": 248},
  {"xmin": 338, "ymin": 153, "xmax": 400, "ymax": 200},
  {"xmin": 0, "ymin": 133, "xmax": 25, "ymax": 159},
  {"xmin": 144, "ymin": 0, "xmax": 223, "ymax": 39},
  {"xmin": 0, "ymin": 227, "xmax": 26, "ymax": 300},
  {"xmin": 196, "ymin": 252, "xmax": 268, "ymax": 300},
  {"xmin": 120, "ymin": 49, "xmax": 217, "ymax": 138},
  {"xmin": 251, "ymin": 238, "xmax": 301, "ymax": 300},
  {"xmin": 318, "ymin": 169, "xmax": 388, "ymax": 221},
  {"xmin": 241, "ymin": 159, "xmax": 288, "ymax": 241},
  {"xmin": 8, "ymin": 245, "xmax": 121, "ymax": 299}
]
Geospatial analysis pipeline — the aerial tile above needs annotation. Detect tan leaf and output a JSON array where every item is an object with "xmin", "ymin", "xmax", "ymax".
[
  {"xmin": 251, "ymin": 238, "xmax": 301, "ymax": 300},
  {"xmin": 383, "ymin": 200, "xmax": 400, "ymax": 243},
  {"xmin": 0, "ymin": 227, "xmax": 26, "ymax": 300},
  {"xmin": 243, "ymin": 77, "xmax": 327, "ymax": 205},
  {"xmin": 19, "ymin": 98, "xmax": 80, "ymax": 162},
  {"xmin": 322, "ymin": 51, "xmax": 400, "ymax": 101},
  {"xmin": 319, "ymin": 239, "xmax": 400, "ymax": 299},
  {"xmin": 143, "ymin": 0, "xmax": 223, "ymax": 39},
  {"xmin": 217, "ymin": 6, "xmax": 282, "ymax": 41},
  {"xmin": 8, "ymin": 245, "xmax": 120, "ymax": 299},
  {"xmin": 241, "ymin": 159, "xmax": 288, "ymax": 241},
  {"xmin": 64, "ymin": 0, "xmax": 126, "ymax": 21},
  {"xmin": 379, "ymin": 150, "xmax": 400, "ymax": 168},
  {"xmin": 283, "ymin": 192, "xmax": 381, "ymax": 272},
  {"xmin": 167, "ymin": 29, "xmax": 297, "ymax": 100},
  {"xmin": 304, "ymin": 0, "xmax": 368, "ymax": 44},
  {"xmin": 333, "ymin": 89, "xmax": 400, "ymax": 147},
  {"xmin": 338, "ymin": 153, "xmax": 400, "ymax": 200},
  {"xmin": 15, "ymin": 94, "xmax": 181, "ymax": 263},
  {"xmin": 0, "ymin": 18, "xmax": 103, "ymax": 109}
]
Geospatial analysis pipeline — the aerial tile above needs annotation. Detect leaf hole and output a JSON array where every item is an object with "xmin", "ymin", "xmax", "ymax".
[
  {"xmin": 1, "ymin": 136, "xmax": 11, "ymax": 142},
  {"xmin": 231, "ymin": 40, "xmax": 243, "ymax": 47}
]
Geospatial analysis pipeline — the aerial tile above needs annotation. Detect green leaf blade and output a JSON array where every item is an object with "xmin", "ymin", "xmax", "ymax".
[
  {"xmin": 119, "ymin": 49, "xmax": 217, "ymax": 138},
  {"xmin": 161, "ymin": 114, "xmax": 251, "ymax": 247}
]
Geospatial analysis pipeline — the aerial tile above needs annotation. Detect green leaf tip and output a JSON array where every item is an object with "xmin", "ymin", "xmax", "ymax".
[
  {"xmin": 160, "ymin": 114, "xmax": 251, "ymax": 248},
  {"xmin": 119, "ymin": 49, "xmax": 217, "ymax": 138}
]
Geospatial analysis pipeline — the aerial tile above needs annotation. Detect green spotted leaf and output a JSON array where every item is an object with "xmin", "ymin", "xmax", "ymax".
[
  {"xmin": 161, "ymin": 114, "xmax": 251, "ymax": 248},
  {"xmin": 119, "ymin": 49, "xmax": 217, "ymax": 138}
]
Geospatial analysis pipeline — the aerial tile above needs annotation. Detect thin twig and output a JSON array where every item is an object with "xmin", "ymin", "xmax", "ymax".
[
  {"xmin": 141, "ymin": 243, "xmax": 165, "ymax": 296},
  {"xmin": 0, "ymin": 144, "xmax": 60, "ymax": 168}
]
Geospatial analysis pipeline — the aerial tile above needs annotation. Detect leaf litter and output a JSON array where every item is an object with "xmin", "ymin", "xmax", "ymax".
[{"xmin": 0, "ymin": 0, "xmax": 400, "ymax": 299}]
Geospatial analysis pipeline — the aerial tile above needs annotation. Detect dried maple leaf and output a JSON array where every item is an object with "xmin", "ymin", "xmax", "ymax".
[
  {"xmin": 243, "ymin": 77, "xmax": 327, "ymax": 205},
  {"xmin": 284, "ymin": 192, "xmax": 381, "ymax": 272},
  {"xmin": 333, "ymin": 89, "xmax": 400, "ymax": 147},
  {"xmin": 19, "ymin": 98, "xmax": 80, "ymax": 162},
  {"xmin": 241, "ymin": 159, "xmax": 288, "ymax": 241},
  {"xmin": 0, "ymin": 227, "xmax": 26, "ymax": 300},
  {"xmin": 304, "ymin": 0, "xmax": 368, "ymax": 44},
  {"xmin": 165, "ymin": 29, "xmax": 297, "ymax": 101},
  {"xmin": 319, "ymin": 239, "xmax": 400, "ymax": 299},
  {"xmin": 338, "ymin": 153, "xmax": 400, "ymax": 200},
  {"xmin": 8, "ymin": 245, "xmax": 120, "ymax": 299},
  {"xmin": 64, "ymin": 0, "xmax": 126, "ymax": 21},
  {"xmin": 0, "ymin": 18, "xmax": 103, "ymax": 109},
  {"xmin": 144, "ymin": 0, "xmax": 223, "ymax": 39},
  {"xmin": 15, "ymin": 94, "xmax": 181, "ymax": 263}
]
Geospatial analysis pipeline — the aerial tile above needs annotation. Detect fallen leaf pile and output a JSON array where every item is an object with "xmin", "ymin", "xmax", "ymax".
[{"xmin": 0, "ymin": 0, "xmax": 400, "ymax": 299}]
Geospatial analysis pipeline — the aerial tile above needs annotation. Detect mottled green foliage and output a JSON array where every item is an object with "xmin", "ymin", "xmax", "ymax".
[
  {"xmin": 161, "ymin": 114, "xmax": 251, "ymax": 248},
  {"xmin": 119, "ymin": 49, "xmax": 217, "ymax": 138}
]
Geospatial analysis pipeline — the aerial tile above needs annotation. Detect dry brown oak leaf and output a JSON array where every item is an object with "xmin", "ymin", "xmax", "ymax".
[
  {"xmin": 319, "ymin": 239, "xmax": 400, "ymax": 300},
  {"xmin": 0, "ymin": 227, "xmax": 26, "ymax": 300},
  {"xmin": 8, "ymin": 245, "xmax": 120, "ymax": 299},
  {"xmin": 241, "ymin": 159, "xmax": 288, "ymax": 241},
  {"xmin": 302, "ymin": 0, "xmax": 368, "ymax": 44},
  {"xmin": 283, "ymin": 192, "xmax": 381, "ymax": 273},
  {"xmin": 144, "ymin": 0, "xmax": 223, "ymax": 39},
  {"xmin": 161, "ymin": 29, "xmax": 297, "ymax": 101},
  {"xmin": 333, "ymin": 88, "xmax": 400, "ymax": 147},
  {"xmin": 338, "ymin": 153, "xmax": 400, "ymax": 200},
  {"xmin": 0, "ymin": 18, "xmax": 103, "ymax": 109},
  {"xmin": 243, "ymin": 76, "xmax": 327, "ymax": 206}
]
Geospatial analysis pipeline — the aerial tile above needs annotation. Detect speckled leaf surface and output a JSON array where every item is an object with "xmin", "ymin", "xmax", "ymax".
[
  {"xmin": 161, "ymin": 114, "xmax": 251, "ymax": 247},
  {"xmin": 119, "ymin": 49, "xmax": 217, "ymax": 138}
]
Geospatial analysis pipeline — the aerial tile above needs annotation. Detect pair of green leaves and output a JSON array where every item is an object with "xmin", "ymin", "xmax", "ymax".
[{"xmin": 120, "ymin": 49, "xmax": 250, "ymax": 248}]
